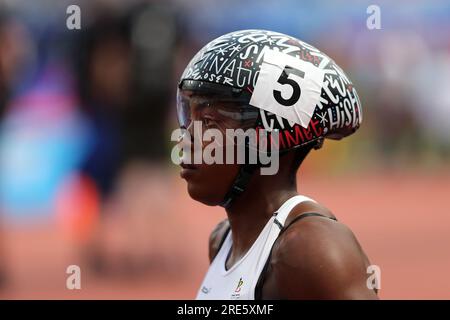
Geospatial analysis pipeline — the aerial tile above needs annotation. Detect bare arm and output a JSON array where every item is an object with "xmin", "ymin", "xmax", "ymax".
[{"xmin": 269, "ymin": 217, "xmax": 378, "ymax": 299}]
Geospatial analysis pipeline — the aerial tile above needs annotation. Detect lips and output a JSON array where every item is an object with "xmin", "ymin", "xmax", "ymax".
[
  {"xmin": 180, "ymin": 162, "xmax": 197, "ymax": 170},
  {"xmin": 180, "ymin": 162, "xmax": 198, "ymax": 179}
]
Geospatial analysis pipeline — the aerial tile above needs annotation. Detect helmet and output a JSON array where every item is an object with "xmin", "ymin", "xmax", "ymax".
[{"xmin": 177, "ymin": 29, "xmax": 362, "ymax": 207}]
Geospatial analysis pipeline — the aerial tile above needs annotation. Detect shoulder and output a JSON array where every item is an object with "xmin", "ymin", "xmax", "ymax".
[
  {"xmin": 268, "ymin": 202, "xmax": 378, "ymax": 299},
  {"xmin": 208, "ymin": 218, "xmax": 230, "ymax": 263}
]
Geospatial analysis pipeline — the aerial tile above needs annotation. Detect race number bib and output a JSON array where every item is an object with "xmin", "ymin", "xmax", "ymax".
[{"xmin": 250, "ymin": 49, "xmax": 325, "ymax": 128}]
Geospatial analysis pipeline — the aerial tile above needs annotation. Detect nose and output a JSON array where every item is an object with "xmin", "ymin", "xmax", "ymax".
[
  {"xmin": 186, "ymin": 121, "xmax": 195, "ymax": 136},
  {"xmin": 179, "ymin": 120, "xmax": 208, "ymax": 151},
  {"xmin": 186, "ymin": 120, "xmax": 204, "ymax": 146},
  {"xmin": 178, "ymin": 126, "xmax": 193, "ymax": 149}
]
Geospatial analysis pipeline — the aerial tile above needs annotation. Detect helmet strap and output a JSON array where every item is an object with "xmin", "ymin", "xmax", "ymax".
[
  {"xmin": 218, "ymin": 139, "xmax": 322, "ymax": 209},
  {"xmin": 219, "ymin": 163, "xmax": 258, "ymax": 209}
]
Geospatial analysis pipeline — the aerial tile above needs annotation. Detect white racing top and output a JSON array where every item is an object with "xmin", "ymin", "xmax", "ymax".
[{"xmin": 196, "ymin": 195, "xmax": 316, "ymax": 300}]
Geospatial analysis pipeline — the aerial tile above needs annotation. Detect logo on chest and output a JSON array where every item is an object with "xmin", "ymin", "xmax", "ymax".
[
  {"xmin": 201, "ymin": 286, "xmax": 211, "ymax": 294},
  {"xmin": 231, "ymin": 277, "xmax": 244, "ymax": 299}
]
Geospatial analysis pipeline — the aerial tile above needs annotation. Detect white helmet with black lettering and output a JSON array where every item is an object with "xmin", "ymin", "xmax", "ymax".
[{"xmin": 177, "ymin": 29, "xmax": 362, "ymax": 207}]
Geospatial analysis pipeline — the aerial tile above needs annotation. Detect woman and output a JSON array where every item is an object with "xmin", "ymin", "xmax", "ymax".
[{"xmin": 176, "ymin": 30, "xmax": 377, "ymax": 299}]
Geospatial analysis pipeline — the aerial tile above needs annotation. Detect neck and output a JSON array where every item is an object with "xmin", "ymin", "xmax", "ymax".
[{"xmin": 224, "ymin": 171, "xmax": 298, "ymax": 262}]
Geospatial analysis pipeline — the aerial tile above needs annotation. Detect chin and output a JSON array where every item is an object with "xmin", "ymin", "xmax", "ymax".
[{"xmin": 187, "ymin": 182, "xmax": 223, "ymax": 207}]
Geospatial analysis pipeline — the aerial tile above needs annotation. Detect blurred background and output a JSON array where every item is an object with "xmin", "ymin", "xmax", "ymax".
[{"xmin": 0, "ymin": 0, "xmax": 449, "ymax": 299}]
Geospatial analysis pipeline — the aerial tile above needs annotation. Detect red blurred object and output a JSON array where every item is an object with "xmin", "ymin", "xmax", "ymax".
[{"xmin": 55, "ymin": 173, "xmax": 100, "ymax": 243}]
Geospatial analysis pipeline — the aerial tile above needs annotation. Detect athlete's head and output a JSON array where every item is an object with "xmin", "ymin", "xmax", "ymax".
[{"xmin": 176, "ymin": 30, "xmax": 362, "ymax": 208}]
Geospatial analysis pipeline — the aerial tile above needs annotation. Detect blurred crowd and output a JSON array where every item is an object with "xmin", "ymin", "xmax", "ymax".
[
  {"xmin": 0, "ymin": 0, "xmax": 184, "ymax": 285},
  {"xmin": 0, "ymin": 0, "xmax": 449, "ymax": 290}
]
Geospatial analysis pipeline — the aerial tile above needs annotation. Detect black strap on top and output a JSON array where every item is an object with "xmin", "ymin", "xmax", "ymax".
[
  {"xmin": 282, "ymin": 212, "xmax": 337, "ymax": 230},
  {"xmin": 254, "ymin": 212, "xmax": 337, "ymax": 300},
  {"xmin": 219, "ymin": 164, "xmax": 258, "ymax": 208}
]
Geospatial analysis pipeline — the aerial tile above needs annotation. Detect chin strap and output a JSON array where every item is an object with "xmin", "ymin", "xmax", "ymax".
[
  {"xmin": 219, "ymin": 164, "xmax": 258, "ymax": 209},
  {"xmin": 219, "ymin": 138, "xmax": 323, "ymax": 209}
]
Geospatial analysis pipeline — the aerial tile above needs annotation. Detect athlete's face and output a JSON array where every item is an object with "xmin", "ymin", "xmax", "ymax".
[
  {"xmin": 178, "ymin": 129, "xmax": 241, "ymax": 206},
  {"xmin": 180, "ymin": 158, "xmax": 241, "ymax": 206},
  {"xmin": 177, "ymin": 91, "xmax": 255, "ymax": 206}
]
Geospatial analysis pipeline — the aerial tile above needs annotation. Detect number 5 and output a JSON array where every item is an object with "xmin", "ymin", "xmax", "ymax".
[{"xmin": 273, "ymin": 65, "xmax": 305, "ymax": 107}]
